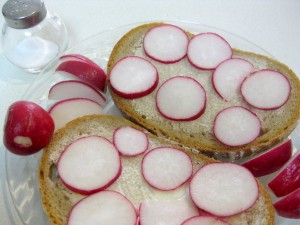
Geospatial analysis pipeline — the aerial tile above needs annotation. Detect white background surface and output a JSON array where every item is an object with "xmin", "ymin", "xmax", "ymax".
[{"xmin": 0, "ymin": 0, "xmax": 300, "ymax": 224}]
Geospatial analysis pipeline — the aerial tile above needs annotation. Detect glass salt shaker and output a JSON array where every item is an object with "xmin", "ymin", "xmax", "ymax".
[{"xmin": 1, "ymin": 0, "xmax": 69, "ymax": 73}]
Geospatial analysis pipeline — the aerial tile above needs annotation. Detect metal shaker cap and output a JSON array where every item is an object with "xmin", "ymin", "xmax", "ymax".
[{"xmin": 2, "ymin": 0, "xmax": 47, "ymax": 29}]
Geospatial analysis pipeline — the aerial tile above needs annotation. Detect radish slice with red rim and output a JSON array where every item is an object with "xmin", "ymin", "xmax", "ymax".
[
  {"xmin": 60, "ymin": 54, "xmax": 100, "ymax": 68},
  {"xmin": 109, "ymin": 56, "xmax": 159, "ymax": 99},
  {"xmin": 187, "ymin": 33, "xmax": 232, "ymax": 70},
  {"xmin": 181, "ymin": 215, "xmax": 230, "ymax": 225},
  {"xmin": 189, "ymin": 162, "xmax": 258, "ymax": 217},
  {"xmin": 156, "ymin": 76, "xmax": 206, "ymax": 121},
  {"xmin": 67, "ymin": 190, "xmax": 137, "ymax": 225},
  {"xmin": 142, "ymin": 147, "xmax": 193, "ymax": 191},
  {"xmin": 57, "ymin": 136, "xmax": 121, "ymax": 195},
  {"xmin": 213, "ymin": 106, "xmax": 261, "ymax": 146},
  {"xmin": 113, "ymin": 126, "xmax": 149, "ymax": 156},
  {"xmin": 143, "ymin": 24, "xmax": 189, "ymax": 63},
  {"xmin": 212, "ymin": 58, "xmax": 254, "ymax": 101},
  {"xmin": 241, "ymin": 69, "xmax": 291, "ymax": 110}
]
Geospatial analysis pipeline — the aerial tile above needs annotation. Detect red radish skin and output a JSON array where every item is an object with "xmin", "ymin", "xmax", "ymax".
[
  {"xmin": 109, "ymin": 56, "xmax": 159, "ymax": 99},
  {"xmin": 60, "ymin": 54, "xmax": 101, "ymax": 69},
  {"xmin": 113, "ymin": 126, "xmax": 149, "ymax": 156},
  {"xmin": 4, "ymin": 101, "xmax": 54, "ymax": 155},
  {"xmin": 273, "ymin": 187, "xmax": 300, "ymax": 219},
  {"xmin": 49, "ymin": 98, "xmax": 103, "ymax": 131},
  {"xmin": 268, "ymin": 151, "xmax": 300, "ymax": 197},
  {"xmin": 48, "ymin": 80, "xmax": 106, "ymax": 105},
  {"xmin": 156, "ymin": 76, "xmax": 206, "ymax": 121},
  {"xmin": 57, "ymin": 136, "xmax": 121, "ymax": 195},
  {"xmin": 181, "ymin": 215, "xmax": 230, "ymax": 225},
  {"xmin": 67, "ymin": 191, "xmax": 137, "ymax": 225},
  {"xmin": 212, "ymin": 58, "xmax": 254, "ymax": 101},
  {"xmin": 189, "ymin": 163, "xmax": 258, "ymax": 217},
  {"xmin": 142, "ymin": 147, "xmax": 193, "ymax": 191},
  {"xmin": 143, "ymin": 24, "xmax": 189, "ymax": 63},
  {"xmin": 241, "ymin": 69, "xmax": 291, "ymax": 110},
  {"xmin": 242, "ymin": 139, "xmax": 292, "ymax": 177},
  {"xmin": 187, "ymin": 33, "xmax": 232, "ymax": 70},
  {"xmin": 213, "ymin": 106, "xmax": 261, "ymax": 147}
]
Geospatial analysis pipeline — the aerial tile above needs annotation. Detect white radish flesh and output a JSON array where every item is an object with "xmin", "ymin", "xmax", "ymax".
[
  {"xmin": 187, "ymin": 33, "xmax": 232, "ymax": 70},
  {"xmin": 213, "ymin": 106, "xmax": 261, "ymax": 146},
  {"xmin": 156, "ymin": 76, "xmax": 206, "ymax": 121},
  {"xmin": 142, "ymin": 147, "xmax": 193, "ymax": 191},
  {"xmin": 48, "ymin": 80, "xmax": 106, "ymax": 105},
  {"xmin": 212, "ymin": 58, "xmax": 254, "ymax": 101},
  {"xmin": 181, "ymin": 215, "xmax": 230, "ymax": 225},
  {"xmin": 109, "ymin": 56, "xmax": 158, "ymax": 99},
  {"xmin": 113, "ymin": 126, "xmax": 149, "ymax": 156},
  {"xmin": 139, "ymin": 199, "xmax": 199, "ymax": 225},
  {"xmin": 190, "ymin": 163, "xmax": 258, "ymax": 217},
  {"xmin": 143, "ymin": 24, "xmax": 189, "ymax": 63},
  {"xmin": 57, "ymin": 136, "xmax": 121, "ymax": 195},
  {"xmin": 67, "ymin": 190, "xmax": 137, "ymax": 225},
  {"xmin": 49, "ymin": 98, "xmax": 103, "ymax": 131},
  {"xmin": 241, "ymin": 69, "xmax": 291, "ymax": 110}
]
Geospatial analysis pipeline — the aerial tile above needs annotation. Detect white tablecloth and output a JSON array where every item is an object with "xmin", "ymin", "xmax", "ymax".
[{"xmin": 0, "ymin": 0, "xmax": 299, "ymax": 224}]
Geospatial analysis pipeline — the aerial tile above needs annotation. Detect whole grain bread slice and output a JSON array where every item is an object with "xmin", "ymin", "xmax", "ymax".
[
  {"xmin": 39, "ymin": 115, "xmax": 274, "ymax": 225},
  {"xmin": 107, "ymin": 22, "xmax": 300, "ymax": 161}
]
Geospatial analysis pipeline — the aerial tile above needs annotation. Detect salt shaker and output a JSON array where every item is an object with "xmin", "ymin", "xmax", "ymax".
[{"xmin": 1, "ymin": 0, "xmax": 69, "ymax": 73}]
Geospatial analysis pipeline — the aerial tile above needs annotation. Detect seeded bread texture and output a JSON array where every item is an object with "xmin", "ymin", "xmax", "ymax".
[{"xmin": 107, "ymin": 22, "xmax": 300, "ymax": 161}]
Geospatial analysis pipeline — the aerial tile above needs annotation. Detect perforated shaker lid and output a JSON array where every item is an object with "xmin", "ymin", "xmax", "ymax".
[{"xmin": 2, "ymin": 0, "xmax": 47, "ymax": 29}]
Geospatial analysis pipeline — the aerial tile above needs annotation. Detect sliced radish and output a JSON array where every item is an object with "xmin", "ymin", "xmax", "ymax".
[
  {"xmin": 109, "ymin": 56, "xmax": 158, "ymax": 99},
  {"xmin": 273, "ymin": 187, "xmax": 300, "ymax": 219},
  {"xmin": 142, "ymin": 147, "xmax": 193, "ymax": 191},
  {"xmin": 60, "ymin": 54, "xmax": 101, "ymax": 69},
  {"xmin": 212, "ymin": 58, "xmax": 254, "ymax": 101},
  {"xmin": 143, "ymin": 24, "xmax": 189, "ymax": 63},
  {"xmin": 57, "ymin": 136, "xmax": 121, "ymax": 195},
  {"xmin": 242, "ymin": 139, "xmax": 292, "ymax": 177},
  {"xmin": 113, "ymin": 126, "xmax": 149, "ymax": 156},
  {"xmin": 187, "ymin": 33, "xmax": 232, "ymax": 70},
  {"xmin": 67, "ymin": 190, "xmax": 137, "ymax": 225},
  {"xmin": 181, "ymin": 215, "xmax": 230, "ymax": 225},
  {"xmin": 268, "ymin": 151, "xmax": 300, "ymax": 197},
  {"xmin": 48, "ymin": 80, "xmax": 106, "ymax": 106},
  {"xmin": 139, "ymin": 199, "xmax": 199, "ymax": 225},
  {"xmin": 156, "ymin": 76, "xmax": 206, "ymax": 121},
  {"xmin": 49, "ymin": 98, "xmax": 103, "ymax": 131},
  {"xmin": 190, "ymin": 163, "xmax": 258, "ymax": 217},
  {"xmin": 56, "ymin": 57, "xmax": 106, "ymax": 92},
  {"xmin": 213, "ymin": 106, "xmax": 261, "ymax": 146},
  {"xmin": 241, "ymin": 69, "xmax": 291, "ymax": 110}
]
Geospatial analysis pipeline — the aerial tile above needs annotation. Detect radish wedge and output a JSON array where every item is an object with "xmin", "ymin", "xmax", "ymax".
[
  {"xmin": 67, "ymin": 190, "xmax": 137, "ymax": 225},
  {"xmin": 187, "ymin": 33, "xmax": 232, "ymax": 70},
  {"xmin": 268, "ymin": 151, "xmax": 300, "ymax": 197},
  {"xmin": 273, "ymin": 187, "xmax": 300, "ymax": 219},
  {"xmin": 242, "ymin": 139, "xmax": 292, "ymax": 177},
  {"xmin": 213, "ymin": 106, "xmax": 261, "ymax": 146},
  {"xmin": 109, "ymin": 56, "xmax": 158, "ymax": 99},
  {"xmin": 181, "ymin": 215, "xmax": 230, "ymax": 225},
  {"xmin": 139, "ymin": 199, "xmax": 199, "ymax": 225},
  {"xmin": 241, "ymin": 69, "xmax": 291, "ymax": 110},
  {"xmin": 113, "ymin": 126, "xmax": 149, "ymax": 156},
  {"xmin": 190, "ymin": 163, "xmax": 258, "ymax": 217},
  {"xmin": 212, "ymin": 58, "xmax": 254, "ymax": 101},
  {"xmin": 48, "ymin": 80, "xmax": 106, "ymax": 105},
  {"xmin": 60, "ymin": 54, "xmax": 100, "ymax": 68},
  {"xmin": 143, "ymin": 24, "xmax": 189, "ymax": 63},
  {"xmin": 56, "ymin": 57, "xmax": 106, "ymax": 92},
  {"xmin": 156, "ymin": 76, "xmax": 206, "ymax": 121},
  {"xmin": 57, "ymin": 136, "xmax": 121, "ymax": 195},
  {"xmin": 49, "ymin": 98, "xmax": 103, "ymax": 131},
  {"xmin": 142, "ymin": 147, "xmax": 193, "ymax": 191}
]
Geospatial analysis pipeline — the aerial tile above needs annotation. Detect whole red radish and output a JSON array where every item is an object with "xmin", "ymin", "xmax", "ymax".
[{"xmin": 3, "ymin": 101, "xmax": 54, "ymax": 155}]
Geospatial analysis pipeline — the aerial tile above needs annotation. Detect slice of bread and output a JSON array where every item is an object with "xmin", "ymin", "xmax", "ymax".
[
  {"xmin": 107, "ymin": 22, "xmax": 300, "ymax": 161},
  {"xmin": 39, "ymin": 115, "xmax": 274, "ymax": 225}
]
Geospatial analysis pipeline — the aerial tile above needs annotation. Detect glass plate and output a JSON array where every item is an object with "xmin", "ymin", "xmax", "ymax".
[{"xmin": 5, "ymin": 21, "xmax": 299, "ymax": 225}]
